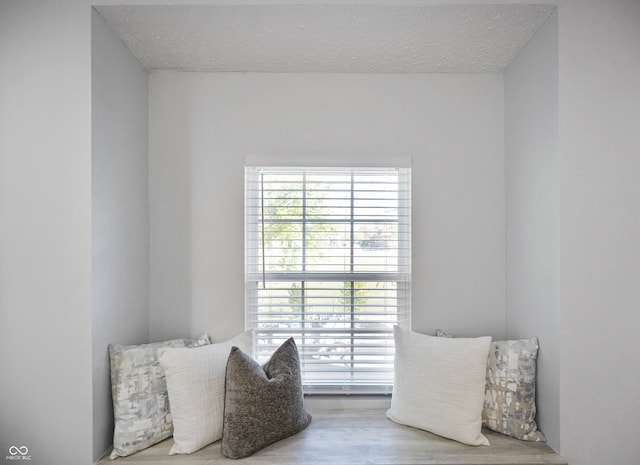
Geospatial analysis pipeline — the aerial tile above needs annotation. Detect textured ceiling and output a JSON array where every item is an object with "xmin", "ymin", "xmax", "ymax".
[{"xmin": 96, "ymin": 4, "xmax": 555, "ymax": 73}]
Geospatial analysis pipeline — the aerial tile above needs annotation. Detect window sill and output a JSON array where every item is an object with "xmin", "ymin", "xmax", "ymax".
[{"xmin": 303, "ymin": 394, "xmax": 391, "ymax": 411}]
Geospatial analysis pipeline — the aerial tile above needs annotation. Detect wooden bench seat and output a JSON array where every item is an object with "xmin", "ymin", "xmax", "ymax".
[{"xmin": 98, "ymin": 409, "xmax": 567, "ymax": 465}]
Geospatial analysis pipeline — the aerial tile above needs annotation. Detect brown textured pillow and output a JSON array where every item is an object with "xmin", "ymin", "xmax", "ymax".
[{"xmin": 221, "ymin": 338, "xmax": 312, "ymax": 459}]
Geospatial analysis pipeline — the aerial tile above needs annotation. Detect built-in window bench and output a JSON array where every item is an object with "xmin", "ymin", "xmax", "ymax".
[{"xmin": 98, "ymin": 409, "xmax": 567, "ymax": 465}]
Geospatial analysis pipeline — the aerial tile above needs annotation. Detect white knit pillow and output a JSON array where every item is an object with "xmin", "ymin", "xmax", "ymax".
[
  {"xmin": 387, "ymin": 326, "xmax": 491, "ymax": 446},
  {"xmin": 158, "ymin": 330, "xmax": 254, "ymax": 455}
]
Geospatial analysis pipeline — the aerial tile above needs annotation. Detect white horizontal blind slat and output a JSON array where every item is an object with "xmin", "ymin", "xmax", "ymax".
[{"xmin": 245, "ymin": 165, "xmax": 411, "ymax": 394}]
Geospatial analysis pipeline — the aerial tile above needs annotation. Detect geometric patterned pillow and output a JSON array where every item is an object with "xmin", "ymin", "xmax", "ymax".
[
  {"xmin": 108, "ymin": 334, "xmax": 212, "ymax": 459},
  {"xmin": 483, "ymin": 338, "xmax": 546, "ymax": 442},
  {"xmin": 435, "ymin": 330, "xmax": 545, "ymax": 442}
]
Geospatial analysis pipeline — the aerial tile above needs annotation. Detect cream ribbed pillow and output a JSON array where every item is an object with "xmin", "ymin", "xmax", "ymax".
[
  {"xmin": 158, "ymin": 330, "xmax": 254, "ymax": 455},
  {"xmin": 387, "ymin": 326, "xmax": 491, "ymax": 446}
]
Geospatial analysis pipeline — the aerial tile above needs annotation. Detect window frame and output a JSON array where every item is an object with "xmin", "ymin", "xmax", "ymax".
[{"xmin": 244, "ymin": 163, "xmax": 411, "ymax": 395}]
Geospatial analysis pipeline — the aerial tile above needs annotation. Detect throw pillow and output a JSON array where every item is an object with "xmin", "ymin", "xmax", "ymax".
[
  {"xmin": 484, "ymin": 338, "xmax": 545, "ymax": 442},
  {"xmin": 108, "ymin": 333, "xmax": 212, "ymax": 459},
  {"xmin": 386, "ymin": 326, "xmax": 491, "ymax": 446},
  {"xmin": 221, "ymin": 338, "xmax": 312, "ymax": 459},
  {"xmin": 435, "ymin": 329, "xmax": 545, "ymax": 442},
  {"xmin": 158, "ymin": 330, "xmax": 254, "ymax": 455}
]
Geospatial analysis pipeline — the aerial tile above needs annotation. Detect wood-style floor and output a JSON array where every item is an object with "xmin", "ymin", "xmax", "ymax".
[{"xmin": 98, "ymin": 409, "xmax": 567, "ymax": 465}]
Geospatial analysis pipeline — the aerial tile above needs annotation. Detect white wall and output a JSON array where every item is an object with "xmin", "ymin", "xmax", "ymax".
[
  {"xmin": 148, "ymin": 72, "xmax": 506, "ymax": 344},
  {"xmin": 91, "ymin": 9, "xmax": 150, "ymax": 461},
  {"xmin": 2, "ymin": 2, "xmax": 640, "ymax": 464},
  {"xmin": 0, "ymin": 1, "xmax": 93, "ymax": 465},
  {"xmin": 504, "ymin": 9, "xmax": 559, "ymax": 450},
  {"xmin": 558, "ymin": 1, "xmax": 640, "ymax": 464}
]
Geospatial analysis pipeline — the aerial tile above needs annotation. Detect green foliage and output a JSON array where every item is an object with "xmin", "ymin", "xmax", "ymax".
[
  {"xmin": 339, "ymin": 281, "xmax": 372, "ymax": 307},
  {"xmin": 261, "ymin": 174, "xmax": 371, "ymax": 313},
  {"xmin": 261, "ymin": 177, "xmax": 336, "ymax": 270}
]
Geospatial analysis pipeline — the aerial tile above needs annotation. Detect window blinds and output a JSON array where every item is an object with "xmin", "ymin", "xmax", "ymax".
[{"xmin": 245, "ymin": 166, "xmax": 411, "ymax": 394}]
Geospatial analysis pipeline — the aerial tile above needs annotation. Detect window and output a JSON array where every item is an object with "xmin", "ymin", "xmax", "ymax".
[{"xmin": 245, "ymin": 164, "xmax": 411, "ymax": 394}]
